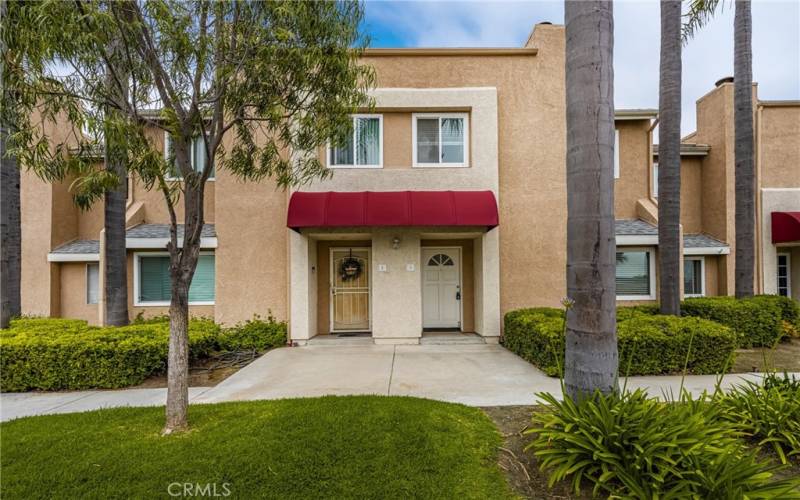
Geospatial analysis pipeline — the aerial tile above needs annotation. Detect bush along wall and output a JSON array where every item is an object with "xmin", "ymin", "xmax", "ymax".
[
  {"xmin": 681, "ymin": 295, "xmax": 800, "ymax": 348},
  {"xmin": 0, "ymin": 316, "xmax": 287, "ymax": 392},
  {"xmin": 503, "ymin": 308, "xmax": 737, "ymax": 377}
]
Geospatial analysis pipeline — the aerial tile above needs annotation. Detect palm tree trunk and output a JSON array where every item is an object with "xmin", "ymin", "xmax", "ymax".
[
  {"xmin": 734, "ymin": 0, "xmax": 755, "ymax": 298},
  {"xmin": 103, "ymin": 37, "xmax": 129, "ymax": 326},
  {"xmin": 658, "ymin": 0, "xmax": 682, "ymax": 315},
  {"xmin": 1, "ymin": 123, "xmax": 22, "ymax": 328},
  {"xmin": 564, "ymin": 0, "xmax": 618, "ymax": 398}
]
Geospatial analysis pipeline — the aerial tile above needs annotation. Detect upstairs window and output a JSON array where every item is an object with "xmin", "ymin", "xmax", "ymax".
[
  {"xmin": 164, "ymin": 133, "xmax": 214, "ymax": 180},
  {"xmin": 329, "ymin": 115, "xmax": 383, "ymax": 168},
  {"xmin": 614, "ymin": 128, "xmax": 620, "ymax": 179},
  {"xmin": 653, "ymin": 162, "xmax": 659, "ymax": 198},
  {"xmin": 413, "ymin": 113, "xmax": 469, "ymax": 167}
]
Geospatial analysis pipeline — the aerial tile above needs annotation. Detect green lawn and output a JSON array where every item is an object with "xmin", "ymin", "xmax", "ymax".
[{"xmin": 0, "ymin": 396, "xmax": 512, "ymax": 499}]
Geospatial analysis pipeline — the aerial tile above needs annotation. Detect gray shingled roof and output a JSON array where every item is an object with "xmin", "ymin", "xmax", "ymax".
[
  {"xmin": 51, "ymin": 239, "xmax": 100, "ymax": 254},
  {"xmin": 615, "ymin": 219, "xmax": 657, "ymax": 236},
  {"xmin": 126, "ymin": 224, "xmax": 216, "ymax": 238},
  {"xmin": 684, "ymin": 233, "xmax": 728, "ymax": 248}
]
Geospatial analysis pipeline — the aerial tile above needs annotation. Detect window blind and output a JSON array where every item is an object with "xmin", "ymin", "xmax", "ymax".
[
  {"xmin": 616, "ymin": 251, "xmax": 650, "ymax": 296},
  {"xmin": 138, "ymin": 255, "xmax": 215, "ymax": 303}
]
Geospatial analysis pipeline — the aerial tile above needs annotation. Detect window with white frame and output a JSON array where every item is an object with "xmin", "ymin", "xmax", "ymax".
[
  {"xmin": 164, "ymin": 133, "xmax": 214, "ymax": 179},
  {"xmin": 329, "ymin": 115, "xmax": 383, "ymax": 168},
  {"xmin": 616, "ymin": 249, "xmax": 655, "ymax": 300},
  {"xmin": 86, "ymin": 263, "xmax": 99, "ymax": 305},
  {"xmin": 652, "ymin": 162, "xmax": 659, "ymax": 198},
  {"xmin": 684, "ymin": 256, "xmax": 705, "ymax": 297},
  {"xmin": 778, "ymin": 253, "xmax": 791, "ymax": 297},
  {"xmin": 134, "ymin": 253, "xmax": 215, "ymax": 306},
  {"xmin": 413, "ymin": 113, "xmax": 469, "ymax": 167},
  {"xmin": 614, "ymin": 129, "xmax": 620, "ymax": 179}
]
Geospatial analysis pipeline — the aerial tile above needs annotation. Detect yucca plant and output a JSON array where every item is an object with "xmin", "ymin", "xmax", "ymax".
[
  {"xmin": 525, "ymin": 389, "xmax": 800, "ymax": 498},
  {"xmin": 718, "ymin": 372, "xmax": 800, "ymax": 465}
]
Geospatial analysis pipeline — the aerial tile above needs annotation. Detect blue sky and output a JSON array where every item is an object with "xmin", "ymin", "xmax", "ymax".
[{"xmin": 361, "ymin": 0, "xmax": 800, "ymax": 136}]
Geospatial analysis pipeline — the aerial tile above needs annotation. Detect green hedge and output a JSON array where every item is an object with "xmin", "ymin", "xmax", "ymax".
[
  {"xmin": 503, "ymin": 308, "xmax": 737, "ymax": 376},
  {"xmin": 681, "ymin": 295, "xmax": 800, "ymax": 348},
  {"xmin": 0, "ymin": 316, "xmax": 286, "ymax": 392}
]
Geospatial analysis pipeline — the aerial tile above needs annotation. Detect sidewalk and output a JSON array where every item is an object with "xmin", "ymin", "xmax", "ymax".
[{"xmin": 2, "ymin": 344, "xmax": 794, "ymax": 422}]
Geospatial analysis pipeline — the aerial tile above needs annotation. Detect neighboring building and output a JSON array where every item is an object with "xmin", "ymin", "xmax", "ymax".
[
  {"xmin": 21, "ymin": 24, "xmax": 800, "ymax": 345},
  {"xmin": 653, "ymin": 77, "xmax": 800, "ymax": 300}
]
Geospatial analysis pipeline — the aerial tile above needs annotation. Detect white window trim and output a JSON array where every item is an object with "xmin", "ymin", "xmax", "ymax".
[
  {"xmin": 163, "ymin": 132, "xmax": 215, "ymax": 181},
  {"xmin": 412, "ymin": 112, "xmax": 470, "ymax": 168},
  {"xmin": 616, "ymin": 246, "xmax": 657, "ymax": 301},
  {"xmin": 778, "ymin": 252, "xmax": 792, "ymax": 298},
  {"xmin": 652, "ymin": 161, "xmax": 659, "ymax": 199},
  {"xmin": 614, "ymin": 128, "xmax": 620, "ymax": 179},
  {"xmin": 684, "ymin": 256, "xmax": 705, "ymax": 298},
  {"xmin": 133, "ymin": 251, "xmax": 216, "ymax": 306},
  {"xmin": 326, "ymin": 114, "xmax": 384, "ymax": 169},
  {"xmin": 86, "ymin": 262, "xmax": 99, "ymax": 305}
]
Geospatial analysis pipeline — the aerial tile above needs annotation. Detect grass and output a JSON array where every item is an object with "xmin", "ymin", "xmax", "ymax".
[{"xmin": 0, "ymin": 396, "xmax": 512, "ymax": 500}]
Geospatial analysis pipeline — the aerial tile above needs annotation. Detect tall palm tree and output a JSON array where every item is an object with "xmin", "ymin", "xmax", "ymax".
[
  {"xmin": 564, "ymin": 0, "xmax": 618, "ymax": 398},
  {"xmin": 733, "ymin": 0, "xmax": 754, "ymax": 298},
  {"xmin": 658, "ymin": 0, "xmax": 682, "ymax": 315},
  {"xmin": 684, "ymin": 0, "xmax": 755, "ymax": 298}
]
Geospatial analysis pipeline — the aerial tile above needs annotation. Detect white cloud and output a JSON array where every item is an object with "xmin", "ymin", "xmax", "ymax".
[{"xmin": 365, "ymin": 0, "xmax": 800, "ymax": 135}]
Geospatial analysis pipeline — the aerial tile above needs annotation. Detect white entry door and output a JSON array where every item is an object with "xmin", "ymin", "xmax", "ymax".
[{"xmin": 422, "ymin": 248, "xmax": 461, "ymax": 328}]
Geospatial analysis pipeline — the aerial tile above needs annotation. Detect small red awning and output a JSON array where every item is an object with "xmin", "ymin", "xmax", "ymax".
[
  {"xmin": 287, "ymin": 191, "xmax": 499, "ymax": 230},
  {"xmin": 772, "ymin": 212, "xmax": 800, "ymax": 244}
]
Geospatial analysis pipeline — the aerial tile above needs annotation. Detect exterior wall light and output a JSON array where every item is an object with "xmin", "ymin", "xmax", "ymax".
[{"xmin": 392, "ymin": 237, "xmax": 401, "ymax": 250}]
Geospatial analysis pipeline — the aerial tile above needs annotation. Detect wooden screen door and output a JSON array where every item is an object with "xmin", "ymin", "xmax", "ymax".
[{"xmin": 330, "ymin": 248, "xmax": 371, "ymax": 332}]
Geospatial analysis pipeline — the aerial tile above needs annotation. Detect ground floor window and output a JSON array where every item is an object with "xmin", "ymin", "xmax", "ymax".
[
  {"xmin": 134, "ymin": 253, "xmax": 215, "ymax": 306},
  {"xmin": 616, "ymin": 249, "xmax": 655, "ymax": 300},
  {"xmin": 778, "ymin": 253, "xmax": 791, "ymax": 297},
  {"xmin": 86, "ymin": 263, "xmax": 99, "ymax": 304},
  {"xmin": 683, "ymin": 256, "xmax": 705, "ymax": 297}
]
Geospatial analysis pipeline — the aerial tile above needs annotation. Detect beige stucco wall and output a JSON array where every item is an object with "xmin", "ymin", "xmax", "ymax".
[
  {"xmin": 680, "ymin": 157, "xmax": 704, "ymax": 234},
  {"xmin": 615, "ymin": 120, "xmax": 652, "ymax": 219},
  {"xmin": 58, "ymin": 262, "xmax": 98, "ymax": 323},
  {"xmin": 759, "ymin": 105, "xmax": 800, "ymax": 189},
  {"xmin": 704, "ymin": 255, "xmax": 720, "ymax": 296}
]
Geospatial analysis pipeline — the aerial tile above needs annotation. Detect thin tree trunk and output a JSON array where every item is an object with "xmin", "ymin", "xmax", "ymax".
[
  {"xmin": 564, "ymin": 0, "xmax": 618, "ymax": 398},
  {"xmin": 734, "ymin": 0, "xmax": 755, "ymax": 298},
  {"xmin": 1, "ymin": 123, "xmax": 22, "ymax": 328},
  {"xmin": 658, "ymin": 0, "xmax": 682, "ymax": 315},
  {"xmin": 164, "ymin": 151, "xmax": 204, "ymax": 433}
]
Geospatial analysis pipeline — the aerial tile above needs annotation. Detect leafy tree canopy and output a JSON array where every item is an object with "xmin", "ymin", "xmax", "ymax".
[{"xmin": 3, "ymin": 0, "xmax": 375, "ymax": 209}]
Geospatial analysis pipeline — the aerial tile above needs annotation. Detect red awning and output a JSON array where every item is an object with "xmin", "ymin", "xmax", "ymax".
[
  {"xmin": 772, "ymin": 211, "xmax": 800, "ymax": 244},
  {"xmin": 287, "ymin": 191, "xmax": 499, "ymax": 229}
]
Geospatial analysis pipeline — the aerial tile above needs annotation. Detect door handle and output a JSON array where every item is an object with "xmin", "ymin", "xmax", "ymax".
[{"xmin": 456, "ymin": 291, "xmax": 461, "ymax": 300}]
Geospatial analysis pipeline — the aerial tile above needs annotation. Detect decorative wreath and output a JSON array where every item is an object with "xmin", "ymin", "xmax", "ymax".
[{"xmin": 339, "ymin": 255, "xmax": 363, "ymax": 281}]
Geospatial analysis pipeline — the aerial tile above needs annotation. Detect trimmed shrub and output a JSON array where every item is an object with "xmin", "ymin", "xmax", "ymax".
[
  {"xmin": 681, "ymin": 295, "xmax": 798, "ymax": 348},
  {"xmin": 0, "ymin": 318, "xmax": 221, "ymax": 392},
  {"xmin": 218, "ymin": 315, "xmax": 287, "ymax": 352},
  {"xmin": 503, "ymin": 308, "xmax": 737, "ymax": 376}
]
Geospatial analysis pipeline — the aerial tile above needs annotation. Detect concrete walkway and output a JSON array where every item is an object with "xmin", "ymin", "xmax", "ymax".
[{"xmin": 2, "ymin": 344, "xmax": 795, "ymax": 422}]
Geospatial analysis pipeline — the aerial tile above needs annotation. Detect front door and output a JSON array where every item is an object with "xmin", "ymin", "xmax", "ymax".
[
  {"xmin": 331, "ymin": 248, "xmax": 370, "ymax": 332},
  {"xmin": 422, "ymin": 248, "xmax": 461, "ymax": 329}
]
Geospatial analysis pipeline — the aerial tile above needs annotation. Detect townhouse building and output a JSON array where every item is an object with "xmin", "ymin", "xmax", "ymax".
[{"xmin": 21, "ymin": 23, "xmax": 800, "ymax": 345}]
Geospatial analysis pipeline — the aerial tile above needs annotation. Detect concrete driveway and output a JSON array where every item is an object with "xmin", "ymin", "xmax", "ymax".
[{"xmin": 194, "ymin": 343, "xmax": 562, "ymax": 406}]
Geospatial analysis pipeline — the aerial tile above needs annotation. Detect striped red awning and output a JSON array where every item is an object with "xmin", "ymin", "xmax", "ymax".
[
  {"xmin": 772, "ymin": 211, "xmax": 800, "ymax": 243},
  {"xmin": 287, "ymin": 191, "xmax": 499, "ymax": 230}
]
